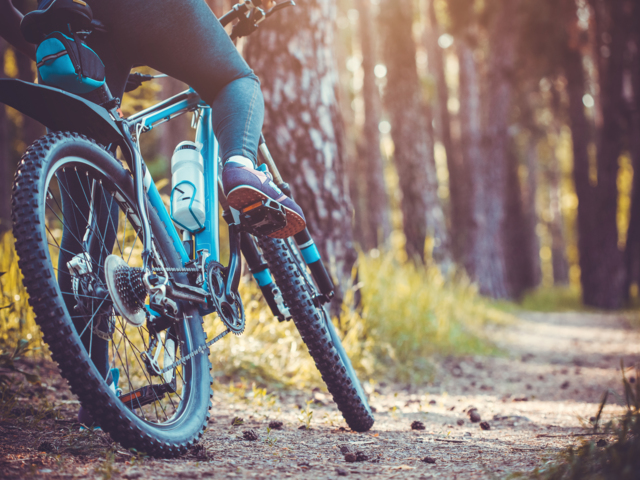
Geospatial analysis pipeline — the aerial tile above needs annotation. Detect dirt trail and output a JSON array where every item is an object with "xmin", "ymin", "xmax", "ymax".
[{"xmin": 2, "ymin": 311, "xmax": 639, "ymax": 479}]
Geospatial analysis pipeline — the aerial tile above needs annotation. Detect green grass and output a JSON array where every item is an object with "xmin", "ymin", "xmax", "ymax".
[
  {"xmin": 519, "ymin": 285, "xmax": 586, "ymax": 312},
  {"xmin": 206, "ymin": 248, "xmax": 513, "ymax": 387}
]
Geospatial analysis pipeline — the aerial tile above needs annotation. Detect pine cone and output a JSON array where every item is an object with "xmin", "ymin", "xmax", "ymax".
[
  {"xmin": 190, "ymin": 444, "xmax": 209, "ymax": 460},
  {"xmin": 479, "ymin": 421, "xmax": 491, "ymax": 430},
  {"xmin": 268, "ymin": 420, "xmax": 284, "ymax": 430},
  {"xmin": 411, "ymin": 420, "xmax": 426, "ymax": 430},
  {"xmin": 469, "ymin": 409, "xmax": 481, "ymax": 423},
  {"xmin": 344, "ymin": 453, "xmax": 357, "ymax": 463},
  {"xmin": 243, "ymin": 429, "xmax": 258, "ymax": 441}
]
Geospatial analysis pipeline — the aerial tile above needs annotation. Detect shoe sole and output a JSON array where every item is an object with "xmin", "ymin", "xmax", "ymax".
[{"xmin": 226, "ymin": 185, "xmax": 306, "ymax": 239}]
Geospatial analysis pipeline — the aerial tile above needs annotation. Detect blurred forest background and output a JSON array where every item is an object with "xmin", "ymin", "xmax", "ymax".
[{"xmin": 2, "ymin": 0, "xmax": 640, "ymax": 378}]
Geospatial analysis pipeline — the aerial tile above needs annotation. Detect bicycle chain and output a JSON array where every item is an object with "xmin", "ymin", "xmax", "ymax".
[
  {"xmin": 158, "ymin": 327, "xmax": 231, "ymax": 374},
  {"xmin": 162, "ymin": 267, "xmax": 201, "ymax": 273}
]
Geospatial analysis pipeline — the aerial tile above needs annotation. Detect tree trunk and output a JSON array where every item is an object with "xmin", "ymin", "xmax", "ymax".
[
  {"xmin": 243, "ymin": 0, "xmax": 358, "ymax": 305},
  {"xmin": 356, "ymin": 0, "xmax": 390, "ymax": 250},
  {"xmin": 564, "ymin": 43, "xmax": 600, "ymax": 301},
  {"xmin": 625, "ymin": 0, "xmax": 640, "ymax": 298},
  {"xmin": 547, "ymin": 143, "xmax": 570, "ymax": 285},
  {"xmin": 519, "ymin": 134, "xmax": 543, "ymax": 289},
  {"xmin": 543, "ymin": 86, "xmax": 570, "ymax": 285},
  {"xmin": 504, "ymin": 146, "xmax": 539, "ymax": 298},
  {"xmin": 379, "ymin": 0, "xmax": 451, "ymax": 266},
  {"xmin": 579, "ymin": 0, "xmax": 627, "ymax": 308},
  {"xmin": 425, "ymin": 0, "xmax": 467, "ymax": 262},
  {"xmin": 0, "ymin": 41, "xmax": 10, "ymax": 233},
  {"xmin": 462, "ymin": 0, "xmax": 518, "ymax": 299},
  {"xmin": 456, "ymin": 37, "xmax": 481, "ymax": 278}
]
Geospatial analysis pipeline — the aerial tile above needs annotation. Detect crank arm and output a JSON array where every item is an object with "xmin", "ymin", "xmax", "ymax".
[
  {"xmin": 165, "ymin": 281, "xmax": 210, "ymax": 306},
  {"xmin": 224, "ymin": 223, "xmax": 243, "ymax": 300}
]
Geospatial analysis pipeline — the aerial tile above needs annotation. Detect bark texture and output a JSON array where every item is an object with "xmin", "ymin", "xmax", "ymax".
[
  {"xmin": 243, "ymin": 0, "xmax": 357, "ymax": 303},
  {"xmin": 379, "ymin": 0, "xmax": 451, "ymax": 266},
  {"xmin": 425, "ymin": 0, "xmax": 467, "ymax": 262},
  {"xmin": 356, "ymin": 0, "xmax": 390, "ymax": 250},
  {"xmin": 456, "ymin": 37, "xmax": 482, "ymax": 278},
  {"xmin": 461, "ymin": 0, "xmax": 519, "ymax": 299}
]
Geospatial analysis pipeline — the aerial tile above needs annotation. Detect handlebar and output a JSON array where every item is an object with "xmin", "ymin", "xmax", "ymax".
[{"xmin": 219, "ymin": 0, "xmax": 295, "ymax": 39}]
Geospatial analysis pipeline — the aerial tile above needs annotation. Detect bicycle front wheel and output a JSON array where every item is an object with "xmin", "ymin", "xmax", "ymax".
[
  {"xmin": 257, "ymin": 236, "xmax": 374, "ymax": 432},
  {"xmin": 12, "ymin": 132, "xmax": 212, "ymax": 457}
]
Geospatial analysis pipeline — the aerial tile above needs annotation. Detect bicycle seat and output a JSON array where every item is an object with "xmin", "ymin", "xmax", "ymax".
[{"xmin": 21, "ymin": 0, "xmax": 93, "ymax": 44}]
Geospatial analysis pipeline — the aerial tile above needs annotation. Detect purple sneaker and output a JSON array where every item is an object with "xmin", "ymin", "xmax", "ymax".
[{"xmin": 222, "ymin": 162, "xmax": 306, "ymax": 238}]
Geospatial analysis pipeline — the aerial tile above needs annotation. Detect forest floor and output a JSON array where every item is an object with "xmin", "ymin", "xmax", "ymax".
[{"xmin": 1, "ymin": 311, "xmax": 639, "ymax": 479}]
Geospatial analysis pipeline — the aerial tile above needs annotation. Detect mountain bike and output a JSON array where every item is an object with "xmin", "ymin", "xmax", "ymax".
[{"xmin": 0, "ymin": 0, "xmax": 373, "ymax": 457}]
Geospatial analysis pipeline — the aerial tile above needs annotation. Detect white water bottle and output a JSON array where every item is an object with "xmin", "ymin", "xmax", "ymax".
[{"xmin": 170, "ymin": 141, "xmax": 206, "ymax": 232}]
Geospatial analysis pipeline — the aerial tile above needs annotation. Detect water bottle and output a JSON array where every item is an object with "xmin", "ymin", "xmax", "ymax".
[{"xmin": 170, "ymin": 141, "xmax": 206, "ymax": 232}]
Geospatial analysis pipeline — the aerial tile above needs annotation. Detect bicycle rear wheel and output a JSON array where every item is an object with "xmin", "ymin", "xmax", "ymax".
[
  {"xmin": 257, "ymin": 236, "xmax": 374, "ymax": 432},
  {"xmin": 12, "ymin": 132, "xmax": 212, "ymax": 457}
]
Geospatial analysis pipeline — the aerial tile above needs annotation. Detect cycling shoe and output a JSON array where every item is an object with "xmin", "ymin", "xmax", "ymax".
[{"xmin": 222, "ymin": 161, "xmax": 306, "ymax": 238}]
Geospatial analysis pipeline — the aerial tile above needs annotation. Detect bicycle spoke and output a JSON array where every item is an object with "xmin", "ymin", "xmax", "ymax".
[{"xmin": 42, "ymin": 160, "xmax": 192, "ymax": 427}]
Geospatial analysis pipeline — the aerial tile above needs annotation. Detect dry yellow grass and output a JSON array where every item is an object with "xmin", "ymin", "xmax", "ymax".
[{"xmin": 0, "ymin": 232, "xmax": 514, "ymax": 387}]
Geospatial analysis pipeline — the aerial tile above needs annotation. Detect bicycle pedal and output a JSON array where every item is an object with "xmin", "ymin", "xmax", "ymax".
[
  {"xmin": 120, "ymin": 383, "xmax": 174, "ymax": 409},
  {"xmin": 239, "ymin": 198, "xmax": 287, "ymax": 236}
]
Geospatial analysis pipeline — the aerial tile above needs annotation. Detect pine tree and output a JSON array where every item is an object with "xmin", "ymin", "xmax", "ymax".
[
  {"xmin": 379, "ymin": 0, "xmax": 451, "ymax": 266},
  {"xmin": 244, "ymin": 0, "xmax": 358, "ymax": 303}
]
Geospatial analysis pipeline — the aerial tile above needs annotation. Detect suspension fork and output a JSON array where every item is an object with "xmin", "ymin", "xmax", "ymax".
[
  {"xmin": 240, "ymin": 231, "xmax": 291, "ymax": 321},
  {"xmin": 257, "ymin": 136, "xmax": 336, "ymax": 304}
]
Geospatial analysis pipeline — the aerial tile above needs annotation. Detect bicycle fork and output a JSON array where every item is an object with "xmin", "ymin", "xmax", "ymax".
[{"xmin": 216, "ymin": 137, "xmax": 336, "ymax": 322}]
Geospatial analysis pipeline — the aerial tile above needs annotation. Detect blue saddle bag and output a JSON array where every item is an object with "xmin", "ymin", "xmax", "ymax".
[{"xmin": 36, "ymin": 31, "xmax": 105, "ymax": 94}]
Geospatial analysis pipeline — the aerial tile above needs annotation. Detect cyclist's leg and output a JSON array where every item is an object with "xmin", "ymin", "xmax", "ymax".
[
  {"xmin": 87, "ymin": 0, "xmax": 262, "ymax": 164},
  {"xmin": 87, "ymin": 0, "xmax": 305, "ymax": 235}
]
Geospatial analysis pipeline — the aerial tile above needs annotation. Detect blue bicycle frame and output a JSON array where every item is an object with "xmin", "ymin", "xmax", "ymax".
[
  {"xmin": 125, "ymin": 87, "xmax": 307, "ymax": 320},
  {"xmin": 128, "ymin": 88, "xmax": 217, "ymax": 265}
]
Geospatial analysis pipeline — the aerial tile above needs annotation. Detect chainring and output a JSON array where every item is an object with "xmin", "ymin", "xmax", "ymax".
[{"xmin": 207, "ymin": 261, "xmax": 245, "ymax": 335}]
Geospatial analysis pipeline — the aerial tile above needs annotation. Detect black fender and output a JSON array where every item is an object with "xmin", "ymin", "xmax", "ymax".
[{"xmin": 0, "ymin": 79, "xmax": 124, "ymax": 147}]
